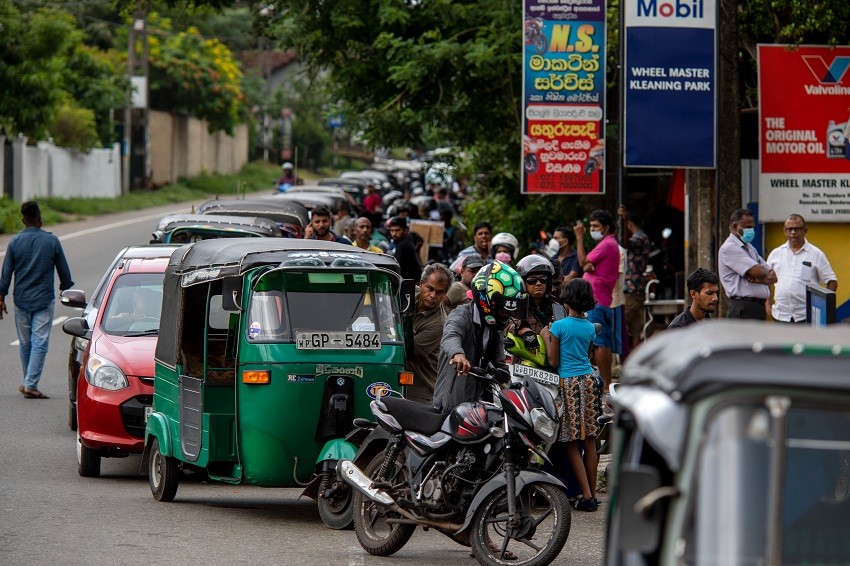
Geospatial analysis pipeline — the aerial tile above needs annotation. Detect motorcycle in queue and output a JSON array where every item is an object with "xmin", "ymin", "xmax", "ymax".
[
  {"xmin": 338, "ymin": 365, "xmax": 571, "ymax": 566},
  {"xmin": 142, "ymin": 239, "xmax": 415, "ymax": 530}
]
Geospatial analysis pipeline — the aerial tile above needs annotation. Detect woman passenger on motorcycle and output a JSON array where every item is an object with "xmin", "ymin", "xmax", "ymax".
[
  {"xmin": 508, "ymin": 254, "xmax": 565, "ymax": 336},
  {"xmin": 540, "ymin": 279, "xmax": 602, "ymax": 512}
]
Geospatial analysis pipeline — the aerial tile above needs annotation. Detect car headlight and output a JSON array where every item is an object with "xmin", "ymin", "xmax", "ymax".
[
  {"xmin": 85, "ymin": 354, "xmax": 129, "ymax": 390},
  {"xmin": 531, "ymin": 407, "xmax": 558, "ymax": 444}
]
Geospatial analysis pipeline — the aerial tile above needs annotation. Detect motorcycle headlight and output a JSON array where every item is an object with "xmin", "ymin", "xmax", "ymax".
[
  {"xmin": 530, "ymin": 407, "xmax": 558, "ymax": 444},
  {"xmin": 85, "ymin": 354, "xmax": 129, "ymax": 391}
]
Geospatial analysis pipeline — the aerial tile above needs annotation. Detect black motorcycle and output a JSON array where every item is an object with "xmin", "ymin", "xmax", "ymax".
[{"xmin": 338, "ymin": 366, "xmax": 571, "ymax": 566}]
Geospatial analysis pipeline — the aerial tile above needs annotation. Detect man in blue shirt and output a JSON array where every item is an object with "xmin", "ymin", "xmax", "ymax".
[{"xmin": 0, "ymin": 201, "xmax": 74, "ymax": 399}]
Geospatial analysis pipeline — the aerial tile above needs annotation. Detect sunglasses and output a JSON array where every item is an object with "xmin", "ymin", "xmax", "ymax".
[{"xmin": 525, "ymin": 275, "xmax": 548, "ymax": 285}]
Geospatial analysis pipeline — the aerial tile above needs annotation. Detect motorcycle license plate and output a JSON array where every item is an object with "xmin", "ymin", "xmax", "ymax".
[
  {"xmin": 295, "ymin": 331, "xmax": 381, "ymax": 350},
  {"xmin": 511, "ymin": 364, "xmax": 560, "ymax": 387}
]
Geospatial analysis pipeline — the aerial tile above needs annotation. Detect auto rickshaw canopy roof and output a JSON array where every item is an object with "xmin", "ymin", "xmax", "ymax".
[
  {"xmin": 617, "ymin": 320, "xmax": 850, "ymax": 471},
  {"xmin": 154, "ymin": 213, "xmax": 280, "ymax": 237},
  {"xmin": 197, "ymin": 198, "xmax": 309, "ymax": 229}
]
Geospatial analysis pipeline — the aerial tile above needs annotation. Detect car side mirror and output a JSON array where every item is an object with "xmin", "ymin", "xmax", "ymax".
[
  {"xmin": 63, "ymin": 316, "xmax": 91, "ymax": 340},
  {"xmin": 221, "ymin": 276, "xmax": 242, "ymax": 311},
  {"xmin": 60, "ymin": 289, "xmax": 87, "ymax": 309},
  {"xmin": 615, "ymin": 465, "xmax": 671, "ymax": 553},
  {"xmin": 400, "ymin": 279, "xmax": 416, "ymax": 315}
]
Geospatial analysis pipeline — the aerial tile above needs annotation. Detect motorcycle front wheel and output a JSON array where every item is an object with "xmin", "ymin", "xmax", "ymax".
[
  {"xmin": 471, "ymin": 481, "xmax": 571, "ymax": 566},
  {"xmin": 352, "ymin": 450, "xmax": 416, "ymax": 556}
]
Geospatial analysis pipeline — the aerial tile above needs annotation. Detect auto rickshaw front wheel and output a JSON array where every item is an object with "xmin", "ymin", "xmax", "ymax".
[{"xmin": 149, "ymin": 439, "xmax": 179, "ymax": 502}]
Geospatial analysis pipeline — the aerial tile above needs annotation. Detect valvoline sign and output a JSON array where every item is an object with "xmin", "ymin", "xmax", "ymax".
[{"xmin": 627, "ymin": 0, "xmax": 715, "ymax": 29}]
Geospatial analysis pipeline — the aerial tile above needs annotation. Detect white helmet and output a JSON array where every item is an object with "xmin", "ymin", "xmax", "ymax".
[
  {"xmin": 282, "ymin": 162, "xmax": 293, "ymax": 170},
  {"xmin": 490, "ymin": 232, "xmax": 519, "ymax": 260}
]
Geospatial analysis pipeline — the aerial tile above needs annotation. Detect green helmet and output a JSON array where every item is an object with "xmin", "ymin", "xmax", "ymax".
[{"xmin": 471, "ymin": 260, "xmax": 527, "ymax": 326}]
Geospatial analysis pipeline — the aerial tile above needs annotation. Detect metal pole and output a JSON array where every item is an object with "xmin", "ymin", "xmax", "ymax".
[
  {"xmin": 123, "ymin": 24, "xmax": 136, "ymax": 195},
  {"xmin": 617, "ymin": 0, "xmax": 626, "ymax": 243}
]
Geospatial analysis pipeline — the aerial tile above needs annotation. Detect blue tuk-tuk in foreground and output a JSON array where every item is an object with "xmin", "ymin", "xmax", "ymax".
[{"xmin": 606, "ymin": 321, "xmax": 850, "ymax": 565}]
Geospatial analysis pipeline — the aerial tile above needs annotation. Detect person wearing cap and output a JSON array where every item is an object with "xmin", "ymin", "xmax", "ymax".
[{"xmin": 444, "ymin": 255, "xmax": 485, "ymax": 312}]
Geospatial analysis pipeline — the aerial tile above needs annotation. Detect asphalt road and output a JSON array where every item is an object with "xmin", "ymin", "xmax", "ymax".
[{"xmin": 0, "ymin": 202, "xmax": 608, "ymax": 565}]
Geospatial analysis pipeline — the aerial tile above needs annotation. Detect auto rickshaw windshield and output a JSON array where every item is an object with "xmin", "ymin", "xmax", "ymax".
[{"xmin": 246, "ymin": 270, "xmax": 402, "ymax": 343}]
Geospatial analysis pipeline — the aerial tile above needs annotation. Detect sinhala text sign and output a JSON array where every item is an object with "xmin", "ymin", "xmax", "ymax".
[
  {"xmin": 522, "ymin": 0, "xmax": 606, "ymax": 194},
  {"xmin": 624, "ymin": 0, "xmax": 717, "ymax": 168},
  {"xmin": 759, "ymin": 45, "xmax": 850, "ymax": 223}
]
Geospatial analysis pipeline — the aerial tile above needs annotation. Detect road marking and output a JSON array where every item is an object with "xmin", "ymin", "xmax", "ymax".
[
  {"xmin": 0, "ymin": 210, "xmax": 179, "ymax": 260},
  {"xmin": 10, "ymin": 315, "xmax": 69, "ymax": 346}
]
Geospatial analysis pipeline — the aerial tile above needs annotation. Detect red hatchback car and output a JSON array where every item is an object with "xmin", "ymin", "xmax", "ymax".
[{"xmin": 63, "ymin": 250, "xmax": 173, "ymax": 477}]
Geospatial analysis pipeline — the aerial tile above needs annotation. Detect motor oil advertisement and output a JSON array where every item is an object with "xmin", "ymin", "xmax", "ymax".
[
  {"xmin": 759, "ymin": 45, "xmax": 850, "ymax": 222},
  {"xmin": 522, "ymin": 0, "xmax": 606, "ymax": 194},
  {"xmin": 623, "ymin": 0, "xmax": 717, "ymax": 168}
]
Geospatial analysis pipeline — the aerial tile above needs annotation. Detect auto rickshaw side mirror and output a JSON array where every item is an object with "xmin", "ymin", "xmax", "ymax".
[
  {"xmin": 615, "ymin": 464, "xmax": 666, "ymax": 553},
  {"xmin": 63, "ymin": 316, "xmax": 91, "ymax": 340},
  {"xmin": 221, "ymin": 276, "xmax": 243, "ymax": 311},
  {"xmin": 400, "ymin": 279, "xmax": 416, "ymax": 315}
]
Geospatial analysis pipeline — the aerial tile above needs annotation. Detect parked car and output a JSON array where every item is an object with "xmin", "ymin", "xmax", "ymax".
[
  {"xmin": 150, "ymin": 213, "xmax": 280, "ymax": 244},
  {"xmin": 605, "ymin": 321, "xmax": 850, "ymax": 565},
  {"xmin": 62, "ymin": 250, "xmax": 175, "ymax": 477},
  {"xmin": 60, "ymin": 245, "xmax": 179, "ymax": 431}
]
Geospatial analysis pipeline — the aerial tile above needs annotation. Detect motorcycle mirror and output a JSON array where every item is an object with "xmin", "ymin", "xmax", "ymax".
[{"xmin": 661, "ymin": 227, "xmax": 672, "ymax": 239}]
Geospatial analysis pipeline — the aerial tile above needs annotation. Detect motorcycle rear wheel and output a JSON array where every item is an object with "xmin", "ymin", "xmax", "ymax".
[
  {"xmin": 471, "ymin": 481, "xmax": 571, "ymax": 566},
  {"xmin": 353, "ymin": 451, "xmax": 416, "ymax": 556}
]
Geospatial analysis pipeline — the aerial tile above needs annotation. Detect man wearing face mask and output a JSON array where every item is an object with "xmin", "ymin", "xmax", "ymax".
[{"xmin": 718, "ymin": 208, "xmax": 777, "ymax": 320}]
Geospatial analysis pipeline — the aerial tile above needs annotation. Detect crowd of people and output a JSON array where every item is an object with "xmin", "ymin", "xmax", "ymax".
[{"xmin": 296, "ymin": 167, "xmax": 841, "ymax": 514}]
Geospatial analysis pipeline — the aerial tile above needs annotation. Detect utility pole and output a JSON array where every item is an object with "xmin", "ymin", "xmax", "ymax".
[{"xmin": 123, "ymin": 11, "xmax": 147, "ymax": 194}]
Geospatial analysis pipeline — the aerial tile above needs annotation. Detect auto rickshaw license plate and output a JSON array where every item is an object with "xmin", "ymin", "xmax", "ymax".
[
  {"xmin": 511, "ymin": 364, "xmax": 560, "ymax": 387},
  {"xmin": 295, "ymin": 331, "xmax": 381, "ymax": 350}
]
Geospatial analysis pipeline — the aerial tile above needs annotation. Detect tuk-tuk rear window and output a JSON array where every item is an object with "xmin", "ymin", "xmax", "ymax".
[
  {"xmin": 246, "ymin": 270, "xmax": 402, "ymax": 344},
  {"xmin": 684, "ymin": 401, "xmax": 850, "ymax": 565}
]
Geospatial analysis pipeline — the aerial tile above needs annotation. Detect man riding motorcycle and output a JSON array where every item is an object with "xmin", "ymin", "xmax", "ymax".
[{"xmin": 432, "ymin": 260, "xmax": 526, "ymax": 411}]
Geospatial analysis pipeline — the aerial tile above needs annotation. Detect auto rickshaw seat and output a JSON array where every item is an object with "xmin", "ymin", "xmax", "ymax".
[{"xmin": 381, "ymin": 396, "xmax": 449, "ymax": 435}]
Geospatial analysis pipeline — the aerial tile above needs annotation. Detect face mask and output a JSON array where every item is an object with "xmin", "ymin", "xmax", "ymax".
[
  {"xmin": 590, "ymin": 230, "xmax": 604, "ymax": 241},
  {"xmin": 495, "ymin": 252, "xmax": 512, "ymax": 263},
  {"xmin": 739, "ymin": 227, "xmax": 755, "ymax": 244},
  {"xmin": 546, "ymin": 238, "xmax": 560, "ymax": 256}
]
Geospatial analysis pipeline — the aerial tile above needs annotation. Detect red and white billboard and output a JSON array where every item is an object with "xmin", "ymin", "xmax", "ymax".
[{"xmin": 758, "ymin": 45, "xmax": 850, "ymax": 222}]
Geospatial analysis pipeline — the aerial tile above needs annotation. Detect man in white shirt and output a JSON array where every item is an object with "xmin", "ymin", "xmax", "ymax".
[{"xmin": 766, "ymin": 214, "xmax": 838, "ymax": 323}]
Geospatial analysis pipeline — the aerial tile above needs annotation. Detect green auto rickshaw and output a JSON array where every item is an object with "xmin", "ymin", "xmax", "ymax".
[{"xmin": 142, "ymin": 239, "xmax": 413, "ymax": 529}]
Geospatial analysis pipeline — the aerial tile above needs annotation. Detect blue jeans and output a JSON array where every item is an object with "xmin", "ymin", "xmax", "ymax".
[{"xmin": 14, "ymin": 302, "xmax": 54, "ymax": 390}]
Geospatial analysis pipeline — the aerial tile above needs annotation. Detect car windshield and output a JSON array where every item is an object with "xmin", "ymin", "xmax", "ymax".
[
  {"xmin": 684, "ymin": 400, "xmax": 850, "ymax": 565},
  {"xmin": 101, "ymin": 273, "xmax": 164, "ymax": 336},
  {"xmin": 246, "ymin": 270, "xmax": 402, "ymax": 343},
  {"xmin": 167, "ymin": 228, "xmax": 264, "ymax": 243}
]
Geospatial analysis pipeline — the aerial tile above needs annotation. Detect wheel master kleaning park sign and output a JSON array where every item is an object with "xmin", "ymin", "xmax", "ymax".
[
  {"xmin": 522, "ymin": 0, "xmax": 606, "ymax": 194},
  {"xmin": 759, "ymin": 45, "xmax": 850, "ymax": 223},
  {"xmin": 623, "ymin": 0, "xmax": 717, "ymax": 168}
]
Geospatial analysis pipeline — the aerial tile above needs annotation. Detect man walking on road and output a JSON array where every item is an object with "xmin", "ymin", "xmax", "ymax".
[
  {"xmin": 766, "ymin": 213, "xmax": 837, "ymax": 323},
  {"xmin": 718, "ymin": 208, "xmax": 776, "ymax": 320},
  {"xmin": 0, "ymin": 201, "xmax": 74, "ymax": 399}
]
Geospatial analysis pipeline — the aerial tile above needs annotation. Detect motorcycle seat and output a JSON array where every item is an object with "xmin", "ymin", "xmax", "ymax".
[{"xmin": 381, "ymin": 397, "xmax": 449, "ymax": 435}]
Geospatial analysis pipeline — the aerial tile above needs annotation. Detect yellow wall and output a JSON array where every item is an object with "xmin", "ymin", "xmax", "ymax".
[{"xmin": 764, "ymin": 222, "xmax": 850, "ymax": 319}]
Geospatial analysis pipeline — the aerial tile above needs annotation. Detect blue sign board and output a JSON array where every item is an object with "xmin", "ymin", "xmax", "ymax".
[{"xmin": 623, "ymin": 0, "xmax": 717, "ymax": 168}]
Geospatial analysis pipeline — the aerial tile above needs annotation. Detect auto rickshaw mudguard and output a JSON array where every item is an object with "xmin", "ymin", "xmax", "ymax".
[
  {"xmin": 139, "ymin": 413, "xmax": 173, "ymax": 474},
  {"xmin": 456, "ymin": 469, "xmax": 566, "ymax": 534},
  {"xmin": 300, "ymin": 438, "xmax": 358, "ymax": 500}
]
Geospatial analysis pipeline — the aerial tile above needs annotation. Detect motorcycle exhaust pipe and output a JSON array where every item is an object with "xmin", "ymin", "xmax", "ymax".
[{"xmin": 337, "ymin": 460, "xmax": 395, "ymax": 506}]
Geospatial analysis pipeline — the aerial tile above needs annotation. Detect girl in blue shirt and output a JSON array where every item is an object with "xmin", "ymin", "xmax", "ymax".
[{"xmin": 541, "ymin": 278, "xmax": 601, "ymax": 512}]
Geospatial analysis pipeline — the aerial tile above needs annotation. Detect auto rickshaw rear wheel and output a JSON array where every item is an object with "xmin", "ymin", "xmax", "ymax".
[
  {"xmin": 77, "ymin": 434, "xmax": 101, "ymax": 477},
  {"xmin": 149, "ymin": 439, "xmax": 179, "ymax": 502},
  {"xmin": 317, "ymin": 474, "xmax": 354, "ymax": 530}
]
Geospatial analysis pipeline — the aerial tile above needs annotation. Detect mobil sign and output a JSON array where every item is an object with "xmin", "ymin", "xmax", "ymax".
[{"xmin": 623, "ymin": 0, "xmax": 716, "ymax": 168}]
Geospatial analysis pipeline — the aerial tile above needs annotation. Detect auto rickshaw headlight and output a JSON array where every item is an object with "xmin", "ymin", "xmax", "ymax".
[
  {"xmin": 85, "ymin": 354, "xmax": 129, "ymax": 391},
  {"xmin": 243, "ymin": 370, "xmax": 270, "ymax": 384}
]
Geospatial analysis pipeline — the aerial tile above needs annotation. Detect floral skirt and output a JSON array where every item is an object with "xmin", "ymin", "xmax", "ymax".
[{"xmin": 555, "ymin": 372, "xmax": 602, "ymax": 442}]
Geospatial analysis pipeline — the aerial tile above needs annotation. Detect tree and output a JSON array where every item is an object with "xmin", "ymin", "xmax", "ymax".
[
  {"xmin": 0, "ymin": 2, "xmax": 80, "ymax": 139},
  {"xmin": 148, "ymin": 26, "xmax": 245, "ymax": 134},
  {"xmin": 63, "ymin": 45, "xmax": 128, "ymax": 147}
]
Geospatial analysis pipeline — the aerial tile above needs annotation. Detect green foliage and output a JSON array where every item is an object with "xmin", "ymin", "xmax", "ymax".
[
  {"xmin": 50, "ymin": 104, "xmax": 100, "ymax": 152},
  {"xmin": 148, "ymin": 27, "xmax": 245, "ymax": 134},
  {"xmin": 271, "ymin": 74, "xmax": 333, "ymax": 167},
  {"xmin": 0, "ymin": 3, "xmax": 81, "ymax": 139},
  {"xmin": 63, "ymin": 46, "xmax": 128, "ymax": 146}
]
